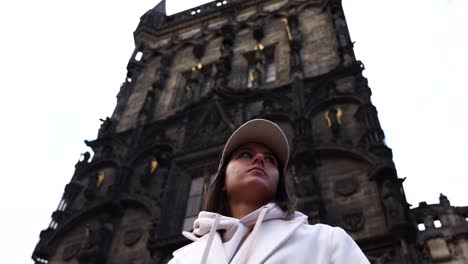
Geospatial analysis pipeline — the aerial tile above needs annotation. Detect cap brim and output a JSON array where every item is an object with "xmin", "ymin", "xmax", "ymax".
[{"xmin": 221, "ymin": 119, "xmax": 289, "ymax": 169}]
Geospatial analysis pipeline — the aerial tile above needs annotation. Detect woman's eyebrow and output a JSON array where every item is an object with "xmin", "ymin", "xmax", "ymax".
[{"xmin": 236, "ymin": 146, "xmax": 253, "ymax": 152}]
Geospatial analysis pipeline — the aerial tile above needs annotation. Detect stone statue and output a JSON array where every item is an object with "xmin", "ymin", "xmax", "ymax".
[
  {"xmin": 140, "ymin": 157, "xmax": 158, "ymax": 185},
  {"xmin": 97, "ymin": 117, "xmax": 114, "ymax": 138},
  {"xmin": 138, "ymin": 89, "xmax": 157, "ymax": 126},
  {"xmin": 114, "ymin": 82, "xmax": 129, "ymax": 120},
  {"xmin": 187, "ymin": 67, "xmax": 204, "ymax": 100},
  {"xmin": 325, "ymin": 108, "xmax": 342, "ymax": 137},
  {"xmin": 77, "ymin": 218, "xmax": 114, "ymax": 264},
  {"xmin": 75, "ymin": 152, "xmax": 91, "ymax": 168},
  {"xmin": 249, "ymin": 48, "xmax": 265, "ymax": 88},
  {"xmin": 253, "ymin": 18, "xmax": 265, "ymax": 42},
  {"xmin": 381, "ymin": 180, "xmax": 406, "ymax": 227},
  {"xmin": 439, "ymin": 193, "xmax": 451, "ymax": 207}
]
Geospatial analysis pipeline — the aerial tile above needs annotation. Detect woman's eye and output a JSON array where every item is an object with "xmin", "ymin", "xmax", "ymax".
[
  {"xmin": 265, "ymin": 156, "xmax": 277, "ymax": 164},
  {"xmin": 240, "ymin": 151, "xmax": 252, "ymax": 158}
]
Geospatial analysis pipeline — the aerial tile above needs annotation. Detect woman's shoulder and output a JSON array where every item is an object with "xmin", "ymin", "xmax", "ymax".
[
  {"xmin": 291, "ymin": 222, "xmax": 356, "ymax": 244},
  {"xmin": 296, "ymin": 223, "xmax": 338, "ymax": 236}
]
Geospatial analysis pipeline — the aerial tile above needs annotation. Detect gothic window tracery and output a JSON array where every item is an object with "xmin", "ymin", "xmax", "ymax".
[
  {"xmin": 183, "ymin": 176, "xmax": 203, "ymax": 231},
  {"xmin": 182, "ymin": 168, "xmax": 216, "ymax": 231},
  {"xmin": 178, "ymin": 63, "xmax": 214, "ymax": 105},
  {"xmin": 244, "ymin": 44, "xmax": 276, "ymax": 88}
]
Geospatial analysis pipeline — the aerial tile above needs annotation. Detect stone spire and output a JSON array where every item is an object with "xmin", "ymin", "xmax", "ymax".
[
  {"xmin": 138, "ymin": 0, "xmax": 167, "ymax": 29},
  {"xmin": 154, "ymin": 0, "xmax": 166, "ymax": 15}
]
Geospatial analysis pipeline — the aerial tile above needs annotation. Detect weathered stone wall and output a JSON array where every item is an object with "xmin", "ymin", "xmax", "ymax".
[{"xmin": 115, "ymin": 2, "xmax": 339, "ymax": 133}]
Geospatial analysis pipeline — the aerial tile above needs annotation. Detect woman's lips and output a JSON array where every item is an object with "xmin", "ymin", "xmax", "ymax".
[{"xmin": 248, "ymin": 166, "xmax": 267, "ymax": 176}]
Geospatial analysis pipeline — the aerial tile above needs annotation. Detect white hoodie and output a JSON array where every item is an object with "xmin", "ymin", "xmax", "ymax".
[{"xmin": 170, "ymin": 203, "xmax": 370, "ymax": 264}]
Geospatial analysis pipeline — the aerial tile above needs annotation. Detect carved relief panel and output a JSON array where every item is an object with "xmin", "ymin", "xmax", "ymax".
[
  {"xmin": 316, "ymin": 157, "xmax": 387, "ymax": 238},
  {"xmin": 108, "ymin": 207, "xmax": 152, "ymax": 263}
]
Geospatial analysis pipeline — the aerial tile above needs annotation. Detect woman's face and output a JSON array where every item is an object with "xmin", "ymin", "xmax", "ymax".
[{"xmin": 224, "ymin": 142, "xmax": 280, "ymax": 205}]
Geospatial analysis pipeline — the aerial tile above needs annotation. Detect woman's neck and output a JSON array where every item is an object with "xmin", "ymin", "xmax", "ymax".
[{"xmin": 229, "ymin": 201, "xmax": 264, "ymax": 219}]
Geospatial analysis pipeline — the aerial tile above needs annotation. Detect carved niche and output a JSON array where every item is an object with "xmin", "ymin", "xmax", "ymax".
[
  {"xmin": 325, "ymin": 107, "xmax": 343, "ymax": 138},
  {"xmin": 341, "ymin": 208, "xmax": 365, "ymax": 232},
  {"xmin": 182, "ymin": 102, "xmax": 233, "ymax": 152},
  {"xmin": 334, "ymin": 177, "xmax": 359, "ymax": 197},
  {"xmin": 123, "ymin": 228, "xmax": 144, "ymax": 247},
  {"xmin": 62, "ymin": 243, "xmax": 81, "ymax": 261}
]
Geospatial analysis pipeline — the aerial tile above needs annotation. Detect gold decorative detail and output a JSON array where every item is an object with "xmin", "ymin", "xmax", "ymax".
[
  {"xmin": 249, "ymin": 69, "xmax": 255, "ymax": 81},
  {"xmin": 96, "ymin": 170, "xmax": 105, "ymax": 188},
  {"xmin": 325, "ymin": 107, "xmax": 343, "ymax": 128},
  {"xmin": 192, "ymin": 63, "xmax": 203, "ymax": 71},
  {"xmin": 150, "ymin": 159, "xmax": 159, "ymax": 174},
  {"xmin": 325, "ymin": 112, "xmax": 332, "ymax": 128},
  {"xmin": 85, "ymin": 225, "xmax": 91, "ymax": 237},
  {"xmin": 282, "ymin": 18, "xmax": 292, "ymax": 41},
  {"xmin": 291, "ymin": 164, "xmax": 299, "ymax": 184},
  {"xmin": 254, "ymin": 43, "xmax": 264, "ymax": 51},
  {"xmin": 336, "ymin": 107, "xmax": 343, "ymax": 124}
]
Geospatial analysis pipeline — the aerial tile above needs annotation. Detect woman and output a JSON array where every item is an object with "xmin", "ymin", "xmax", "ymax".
[{"xmin": 170, "ymin": 119, "xmax": 369, "ymax": 263}]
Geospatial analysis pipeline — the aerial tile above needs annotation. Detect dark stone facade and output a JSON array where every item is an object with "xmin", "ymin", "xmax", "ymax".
[{"xmin": 32, "ymin": 0, "xmax": 468, "ymax": 263}]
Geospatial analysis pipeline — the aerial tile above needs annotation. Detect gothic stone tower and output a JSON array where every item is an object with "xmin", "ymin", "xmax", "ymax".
[{"xmin": 33, "ymin": 0, "xmax": 427, "ymax": 263}]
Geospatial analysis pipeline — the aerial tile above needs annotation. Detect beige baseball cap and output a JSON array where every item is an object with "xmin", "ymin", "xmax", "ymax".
[{"xmin": 220, "ymin": 119, "xmax": 290, "ymax": 169}]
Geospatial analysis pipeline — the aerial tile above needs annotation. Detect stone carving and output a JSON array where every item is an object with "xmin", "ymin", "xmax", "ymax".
[
  {"xmin": 98, "ymin": 117, "xmax": 115, "ymax": 138},
  {"xmin": 292, "ymin": 161, "xmax": 318, "ymax": 198},
  {"xmin": 381, "ymin": 179, "xmax": 407, "ymax": 227},
  {"xmin": 286, "ymin": 14, "xmax": 303, "ymax": 74},
  {"xmin": 215, "ymin": 24, "xmax": 235, "ymax": 89},
  {"xmin": 75, "ymin": 152, "xmax": 91, "ymax": 169},
  {"xmin": 439, "ymin": 193, "xmax": 450, "ymax": 207},
  {"xmin": 341, "ymin": 209, "xmax": 364, "ymax": 232},
  {"xmin": 329, "ymin": 1, "xmax": 354, "ymax": 66},
  {"xmin": 139, "ymin": 0, "xmax": 166, "ymax": 29},
  {"xmin": 261, "ymin": 99, "xmax": 274, "ymax": 115},
  {"xmin": 62, "ymin": 243, "xmax": 81, "ymax": 261},
  {"xmin": 123, "ymin": 228, "xmax": 143, "ymax": 247},
  {"xmin": 175, "ymin": 118, "xmax": 188, "ymax": 151},
  {"xmin": 368, "ymin": 250, "xmax": 395, "ymax": 264},
  {"xmin": 114, "ymin": 81, "xmax": 132, "ymax": 121},
  {"xmin": 84, "ymin": 171, "xmax": 100, "ymax": 201},
  {"xmin": 334, "ymin": 177, "xmax": 359, "ymax": 197},
  {"xmin": 185, "ymin": 65, "xmax": 205, "ymax": 102},
  {"xmin": 193, "ymin": 38, "xmax": 207, "ymax": 60},
  {"xmin": 295, "ymin": 174, "xmax": 317, "ymax": 198},
  {"xmin": 248, "ymin": 44, "xmax": 266, "ymax": 89},
  {"xmin": 252, "ymin": 17, "xmax": 265, "ymax": 42},
  {"xmin": 76, "ymin": 218, "xmax": 114, "ymax": 264},
  {"xmin": 147, "ymin": 217, "xmax": 160, "ymax": 251},
  {"xmin": 152, "ymin": 52, "xmax": 173, "ymax": 91},
  {"xmin": 140, "ymin": 157, "xmax": 158, "ymax": 185},
  {"xmin": 325, "ymin": 107, "xmax": 342, "ymax": 138},
  {"xmin": 138, "ymin": 88, "xmax": 157, "ymax": 126},
  {"xmin": 183, "ymin": 105, "xmax": 231, "ymax": 152}
]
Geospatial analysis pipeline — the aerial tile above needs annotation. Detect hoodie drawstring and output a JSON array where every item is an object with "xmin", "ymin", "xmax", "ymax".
[
  {"xmin": 200, "ymin": 213, "xmax": 220, "ymax": 264},
  {"xmin": 236, "ymin": 206, "xmax": 268, "ymax": 264}
]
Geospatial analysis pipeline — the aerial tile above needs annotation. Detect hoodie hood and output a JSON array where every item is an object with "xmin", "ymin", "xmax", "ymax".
[
  {"xmin": 183, "ymin": 202, "xmax": 306, "ymax": 242},
  {"xmin": 180, "ymin": 203, "xmax": 307, "ymax": 263}
]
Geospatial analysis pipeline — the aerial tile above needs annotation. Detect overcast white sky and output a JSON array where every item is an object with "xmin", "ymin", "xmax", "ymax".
[{"xmin": 0, "ymin": 0, "xmax": 466, "ymax": 262}]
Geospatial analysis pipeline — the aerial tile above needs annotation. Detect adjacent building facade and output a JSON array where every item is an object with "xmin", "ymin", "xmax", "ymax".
[{"xmin": 32, "ymin": 0, "xmax": 468, "ymax": 263}]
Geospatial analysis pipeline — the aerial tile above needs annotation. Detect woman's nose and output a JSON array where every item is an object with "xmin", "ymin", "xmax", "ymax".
[{"xmin": 252, "ymin": 153, "xmax": 265, "ymax": 165}]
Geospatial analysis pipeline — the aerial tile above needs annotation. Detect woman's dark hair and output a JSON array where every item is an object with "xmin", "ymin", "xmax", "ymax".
[{"xmin": 203, "ymin": 153, "xmax": 296, "ymax": 218}]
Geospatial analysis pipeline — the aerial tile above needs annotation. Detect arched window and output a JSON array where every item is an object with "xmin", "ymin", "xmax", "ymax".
[{"xmin": 183, "ymin": 177, "xmax": 204, "ymax": 231}]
